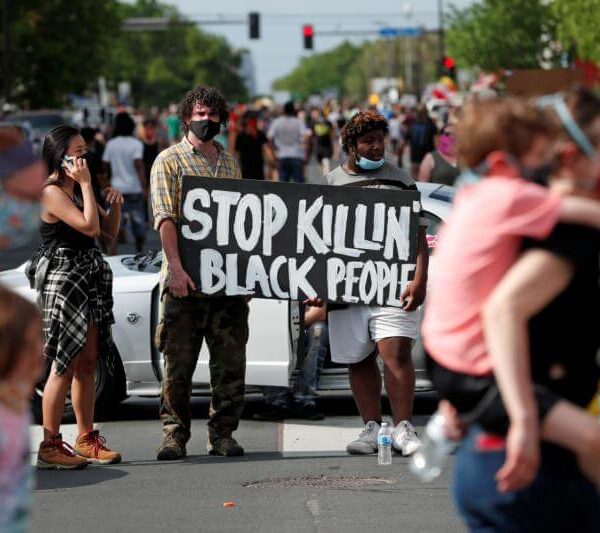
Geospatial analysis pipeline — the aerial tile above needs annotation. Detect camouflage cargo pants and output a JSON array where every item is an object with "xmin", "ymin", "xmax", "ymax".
[{"xmin": 155, "ymin": 292, "xmax": 249, "ymax": 444}]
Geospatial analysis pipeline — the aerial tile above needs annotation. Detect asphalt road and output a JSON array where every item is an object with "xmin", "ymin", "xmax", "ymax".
[
  {"xmin": 9, "ymin": 158, "xmax": 464, "ymax": 532},
  {"xmin": 31, "ymin": 396, "xmax": 463, "ymax": 533}
]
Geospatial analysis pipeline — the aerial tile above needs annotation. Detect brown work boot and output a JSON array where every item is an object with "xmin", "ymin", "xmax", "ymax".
[
  {"xmin": 37, "ymin": 434, "xmax": 88, "ymax": 470},
  {"xmin": 208, "ymin": 437, "xmax": 244, "ymax": 457},
  {"xmin": 75, "ymin": 430, "xmax": 122, "ymax": 465},
  {"xmin": 156, "ymin": 432, "xmax": 187, "ymax": 461}
]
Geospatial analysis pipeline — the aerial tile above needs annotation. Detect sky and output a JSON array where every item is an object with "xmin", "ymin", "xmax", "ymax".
[{"xmin": 167, "ymin": 0, "xmax": 477, "ymax": 94}]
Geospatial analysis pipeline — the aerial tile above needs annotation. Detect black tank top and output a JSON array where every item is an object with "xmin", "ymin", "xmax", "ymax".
[
  {"xmin": 430, "ymin": 151, "xmax": 460, "ymax": 186},
  {"xmin": 40, "ymin": 187, "xmax": 96, "ymax": 249}
]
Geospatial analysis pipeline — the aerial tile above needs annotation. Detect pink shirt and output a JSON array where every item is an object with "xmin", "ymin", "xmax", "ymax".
[{"xmin": 422, "ymin": 176, "xmax": 561, "ymax": 376}]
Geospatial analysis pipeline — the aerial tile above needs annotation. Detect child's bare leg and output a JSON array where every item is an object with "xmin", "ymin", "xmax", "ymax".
[{"xmin": 541, "ymin": 400, "xmax": 600, "ymax": 488}]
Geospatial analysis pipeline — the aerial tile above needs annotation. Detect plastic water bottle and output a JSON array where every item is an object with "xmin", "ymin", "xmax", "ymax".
[
  {"xmin": 410, "ymin": 413, "xmax": 456, "ymax": 482},
  {"xmin": 377, "ymin": 422, "xmax": 393, "ymax": 465}
]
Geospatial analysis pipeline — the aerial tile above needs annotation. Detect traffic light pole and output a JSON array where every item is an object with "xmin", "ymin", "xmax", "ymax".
[
  {"xmin": 438, "ymin": 0, "xmax": 445, "ymax": 78},
  {"xmin": 2, "ymin": 0, "xmax": 10, "ymax": 104}
]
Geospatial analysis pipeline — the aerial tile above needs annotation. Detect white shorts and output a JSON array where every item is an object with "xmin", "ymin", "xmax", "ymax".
[{"xmin": 328, "ymin": 304, "xmax": 419, "ymax": 364}]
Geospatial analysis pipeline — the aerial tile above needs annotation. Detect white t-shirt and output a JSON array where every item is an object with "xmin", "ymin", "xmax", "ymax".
[
  {"xmin": 102, "ymin": 136, "xmax": 144, "ymax": 194},
  {"xmin": 267, "ymin": 116, "xmax": 308, "ymax": 159}
]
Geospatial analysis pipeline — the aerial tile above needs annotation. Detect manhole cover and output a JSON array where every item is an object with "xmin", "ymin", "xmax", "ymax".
[{"xmin": 244, "ymin": 476, "xmax": 395, "ymax": 489}]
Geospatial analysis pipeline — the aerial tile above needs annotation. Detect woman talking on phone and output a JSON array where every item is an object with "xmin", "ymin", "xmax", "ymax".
[{"xmin": 31, "ymin": 125, "xmax": 123, "ymax": 469}]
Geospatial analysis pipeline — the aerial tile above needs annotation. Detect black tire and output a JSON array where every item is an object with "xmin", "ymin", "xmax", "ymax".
[{"xmin": 32, "ymin": 357, "xmax": 126, "ymax": 425}]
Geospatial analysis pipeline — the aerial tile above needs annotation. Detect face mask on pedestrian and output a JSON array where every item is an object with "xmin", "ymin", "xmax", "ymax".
[
  {"xmin": 437, "ymin": 134, "xmax": 456, "ymax": 157},
  {"xmin": 189, "ymin": 119, "xmax": 221, "ymax": 142},
  {"xmin": 519, "ymin": 159, "xmax": 556, "ymax": 186},
  {"xmin": 355, "ymin": 153, "xmax": 385, "ymax": 171}
]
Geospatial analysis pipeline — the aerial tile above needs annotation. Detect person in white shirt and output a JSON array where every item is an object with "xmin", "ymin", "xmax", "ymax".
[
  {"xmin": 267, "ymin": 101, "xmax": 309, "ymax": 183},
  {"xmin": 102, "ymin": 112, "xmax": 146, "ymax": 254}
]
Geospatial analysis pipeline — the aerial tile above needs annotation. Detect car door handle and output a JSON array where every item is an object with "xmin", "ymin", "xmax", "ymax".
[{"xmin": 126, "ymin": 312, "xmax": 141, "ymax": 324}]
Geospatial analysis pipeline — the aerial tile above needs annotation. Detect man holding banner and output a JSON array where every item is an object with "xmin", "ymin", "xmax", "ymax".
[
  {"xmin": 326, "ymin": 111, "xmax": 429, "ymax": 457},
  {"xmin": 151, "ymin": 86, "xmax": 248, "ymax": 460}
]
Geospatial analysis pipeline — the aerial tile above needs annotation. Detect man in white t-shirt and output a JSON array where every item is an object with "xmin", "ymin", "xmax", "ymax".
[
  {"xmin": 102, "ymin": 112, "xmax": 146, "ymax": 253},
  {"xmin": 267, "ymin": 101, "xmax": 309, "ymax": 183}
]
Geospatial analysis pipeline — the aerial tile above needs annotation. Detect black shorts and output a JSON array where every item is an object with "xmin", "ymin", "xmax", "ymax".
[{"xmin": 427, "ymin": 356, "xmax": 561, "ymax": 435}]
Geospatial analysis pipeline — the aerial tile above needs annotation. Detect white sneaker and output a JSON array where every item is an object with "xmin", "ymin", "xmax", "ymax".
[
  {"xmin": 393, "ymin": 420, "xmax": 422, "ymax": 456},
  {"xmin": 346, "ymin": 421, "xmax": 380, "ymax": 455}
]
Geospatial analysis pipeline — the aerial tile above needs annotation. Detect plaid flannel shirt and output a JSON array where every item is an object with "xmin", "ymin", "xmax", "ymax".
[{"xmin": 150, "ymin": 135, "xmax": 241, "ymax": 287}]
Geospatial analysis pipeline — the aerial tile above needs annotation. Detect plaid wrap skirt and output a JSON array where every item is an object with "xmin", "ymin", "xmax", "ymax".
[{"xmin": 33, "ymin": 247, "xmax": 117, "ymax": 376}]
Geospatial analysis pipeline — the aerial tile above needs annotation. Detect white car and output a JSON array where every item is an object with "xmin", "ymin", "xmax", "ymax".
[{"xmin": 0, "ymin": 183, "xmax": 453, "ymax": 420}]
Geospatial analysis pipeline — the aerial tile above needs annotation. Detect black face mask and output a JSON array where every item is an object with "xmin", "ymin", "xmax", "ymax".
[
  {"xmin": 189, "ymin": 119, "xmax": 221, "ymax": 142},
  {"xmin": 520, "ymin": 159, "xmax": 556, "ymax": 186}
]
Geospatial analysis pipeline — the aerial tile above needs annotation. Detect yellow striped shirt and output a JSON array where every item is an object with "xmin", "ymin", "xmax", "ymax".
[{"xmin": 150, "ymin": 135, "xmax": 241, "ymax": 287}]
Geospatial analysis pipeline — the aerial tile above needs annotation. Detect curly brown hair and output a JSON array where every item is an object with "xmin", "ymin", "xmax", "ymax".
[
  {"xmin": 341, "ymin": 111, "xmax": 389, "ymax": 153},
  {"xmin": 178, "ymin": 86, "xmax": 229, "ymax": 135}
]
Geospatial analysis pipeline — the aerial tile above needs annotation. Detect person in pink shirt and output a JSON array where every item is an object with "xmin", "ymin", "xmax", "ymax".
[{"xmin": 422, "ymin": 96, "xmax": 600, "ymax": 488}]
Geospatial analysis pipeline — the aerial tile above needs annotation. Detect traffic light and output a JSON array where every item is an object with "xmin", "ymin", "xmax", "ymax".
[
  {"xmin": 303, "ymin": 24, "xmax": 314, "ymax": 50},
  {"xmin": 441, "ymin": 56, "xmax": 456, "ymax": 80},
  {"xmin": 249, "ymin": 12, "xmax": 260, "ymax": 39}
]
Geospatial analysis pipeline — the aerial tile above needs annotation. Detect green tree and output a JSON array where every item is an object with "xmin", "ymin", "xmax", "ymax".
[
  {"xmin": 106, "ymin": 0, "xmax": 247, "ymax": 107},
  {"xmin": 552, "ymin": 0, "xmax": 600, "ymax": 62},
  {"xmin": 273, "ymin": 42, "xmax": 362, "ymax": 100},
  {"xmin": 0, "ymin": 0, "xmax": 120, "ymax": 107},
  {"xmin": 446, "ymin": 0, "xmax": 558, "ymax": 71}
]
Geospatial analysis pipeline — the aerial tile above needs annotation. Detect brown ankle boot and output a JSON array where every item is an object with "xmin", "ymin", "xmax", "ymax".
[
  {"xmin": 75, "ymin": 430, "xmax": 122, "ymax": 465},
  {"xmin": 37, "ymin": 434, "xmax": 88, "ymax": 470}
]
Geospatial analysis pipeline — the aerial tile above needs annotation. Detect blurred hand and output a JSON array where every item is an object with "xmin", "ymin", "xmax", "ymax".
[
  {"xmin": 303, "ymin": 297, "xmax": 324, "ymax": 307},
  {"xmin": 400, "ymin": 280, "xmax": 426, "ymax": 311},
  {"xmin": 168, "ymin": 266, "xmax": 196, "ymax": 298},
  {"xmin": 496, "ymin": 420, "xmax": 540, "ymax": 493},
  {"xmin": 104, "ymin": 187, "xmax": 124, "ymax": 208},
  {"xmin": 64, "ymin": 157, "xmax": 91, "ymax": 185},
  {"xmin": 438, "ymin": 400, "xmax": 466, "ymax": 441}
]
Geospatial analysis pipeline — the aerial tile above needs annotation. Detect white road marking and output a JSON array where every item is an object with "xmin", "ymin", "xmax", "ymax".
[
  {"xmin": 29, "ymin": 424, "xmax": 102, "ymax": 465},
  {"xmin": 282, "ymin": 416, "xmax": 366, "ymax": 457}
]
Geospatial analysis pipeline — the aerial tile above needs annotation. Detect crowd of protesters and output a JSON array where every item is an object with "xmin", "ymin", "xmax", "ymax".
[{"xmin": 1, "ymin": 80, "xmax": 600, "ymax": 532}]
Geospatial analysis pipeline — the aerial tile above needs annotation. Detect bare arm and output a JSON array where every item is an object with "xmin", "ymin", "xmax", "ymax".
[
  {"xmin": 483, "ymin": 249, "xmax": 573, "ymax": 491},
  {"xmin": 134, "ymin": 159, "xmax": 147, "ymax": 196},
  {"xmin": 418, "ymin": 153, "xmax": 434, "ymax": 182},
  {"xmin": 484, "ymin": 250, "xmax": 572, "ymax": 422},
  {"xmin": 158, "ymin": 219, "xmax": 195, "ymax": 297},
  {"xmin": 400, "ymin": 226, "xmax": 429, "ymax": 311},
  {"xmin": 559, "ymin": 196, "xmax": 600, "ymax": 229},
  {"xmin": 98, "ymin": 187, "xmax": 123, "ymax": 239}
]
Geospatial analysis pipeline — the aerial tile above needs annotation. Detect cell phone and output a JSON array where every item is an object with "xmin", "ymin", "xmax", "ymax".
[{"xmin": 62, "ymin": 155, "xmax": 76, "ymax": 168}]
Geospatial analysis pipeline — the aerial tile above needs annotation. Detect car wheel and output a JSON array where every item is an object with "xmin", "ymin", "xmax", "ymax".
[{"xmin": 32, "ymin": 357, "xmax": 126, "ymax": 425}]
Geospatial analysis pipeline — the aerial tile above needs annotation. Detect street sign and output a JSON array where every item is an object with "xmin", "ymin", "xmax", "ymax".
[{"xmin": 378, "ymin": 27, "xmax": 422, "ymax": 38}]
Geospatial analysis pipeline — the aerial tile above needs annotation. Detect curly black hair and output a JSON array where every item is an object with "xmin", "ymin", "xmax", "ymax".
[
  {"xmin": 341, "ymin": 111, "xmax": 389, "ymax": 153},
  {"xmin": 178, "ymin": 86, "xmax": 229, "ymax": 134}
]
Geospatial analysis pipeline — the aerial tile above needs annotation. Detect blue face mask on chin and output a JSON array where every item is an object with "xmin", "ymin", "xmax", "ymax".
[{"xmin": 356, "ymin": 155, "xmax": 385, "ymax": 171}]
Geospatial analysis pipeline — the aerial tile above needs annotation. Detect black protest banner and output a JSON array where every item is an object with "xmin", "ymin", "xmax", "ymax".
[{"xmin": 178, "ymin": 176, "xmax": 421, "ymax": 307}]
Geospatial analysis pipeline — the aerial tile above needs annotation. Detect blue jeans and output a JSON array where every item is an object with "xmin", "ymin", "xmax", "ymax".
[
  {"xmin": 278, "ymin": 157, "xmax": 304, "ymax": 183},
  {"xmin": 263, "ymin": 321, "xmax": 329, "ymax": 408},
  {"xmin": 453, "ymin": 426, "xmax": 600, "ymax": 533},
  {"xmin": 121, "ymin": 193, "xmax": 147, "ymax": 241}
]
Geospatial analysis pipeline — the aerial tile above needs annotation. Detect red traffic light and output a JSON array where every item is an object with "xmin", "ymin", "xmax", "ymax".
[
  {"xmin": 303, "ymin": 25, "xmax": 314, "ymax": 38},
  {"xmin": 443, "ymin": 56, "xmax": 456, "ymax": 69}
]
